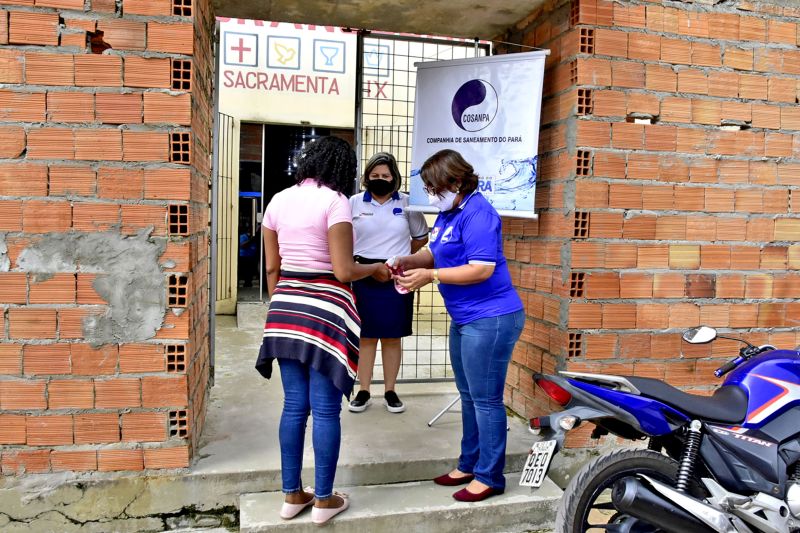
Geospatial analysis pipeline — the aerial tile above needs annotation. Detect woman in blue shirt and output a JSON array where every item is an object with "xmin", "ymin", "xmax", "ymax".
[{"xmin": 394, "ymin": 149, "xmax": 525, "ymax": 502}]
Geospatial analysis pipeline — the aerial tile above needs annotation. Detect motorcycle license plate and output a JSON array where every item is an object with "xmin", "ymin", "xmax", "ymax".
[{"xmin": 519, "ymin": 440, "xmax": 556, "ymax": 488}]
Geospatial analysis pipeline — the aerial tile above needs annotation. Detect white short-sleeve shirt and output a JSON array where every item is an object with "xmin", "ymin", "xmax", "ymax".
[{"xmin": 349, "ymin": 190, "xmax": 429, "ymax": 259}]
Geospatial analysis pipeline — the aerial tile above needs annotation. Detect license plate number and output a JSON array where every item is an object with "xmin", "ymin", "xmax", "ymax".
[{"xmin": 519, "ymin": 440, "xmax": 556, "ymax": 488}]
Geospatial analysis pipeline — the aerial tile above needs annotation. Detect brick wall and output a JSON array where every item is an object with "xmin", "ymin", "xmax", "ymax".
[
  {"xmin": 500, "ymin": 0, "xmax": 800, "ymax": 447},
  {"xmin": 0, "ymin": 0, "xmax": 212, "ymax": 473}
]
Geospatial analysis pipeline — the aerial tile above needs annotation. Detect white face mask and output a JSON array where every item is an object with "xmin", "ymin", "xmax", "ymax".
[{"xmin": 427, "ymin": 190, "xmax": 459, "ymax": 211}]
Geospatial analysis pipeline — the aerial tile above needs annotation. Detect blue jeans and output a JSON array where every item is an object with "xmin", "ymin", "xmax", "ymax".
[
  {"xmin": 449, "ymin": 309, "xmax": 525, "ymax": 490},
  {"xmin": 278, "ymin": 358, "xmax": 343, "ymax": 498}
]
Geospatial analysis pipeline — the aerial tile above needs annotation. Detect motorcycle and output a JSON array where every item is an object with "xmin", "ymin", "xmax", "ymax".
[{"xmin": 520, "ymin": 326, "xmax": 800, "ymax": 533}]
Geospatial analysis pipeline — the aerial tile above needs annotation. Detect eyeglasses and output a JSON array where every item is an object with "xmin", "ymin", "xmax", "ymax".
[{"xmin": 422, "ymin": 182, "xmax": 438, "ymax": 195}]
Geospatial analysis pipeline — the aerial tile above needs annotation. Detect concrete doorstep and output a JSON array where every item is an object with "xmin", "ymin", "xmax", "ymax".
[{"xmin": 239, "ymin": 473, "xmax": 561, "ymax": 533}]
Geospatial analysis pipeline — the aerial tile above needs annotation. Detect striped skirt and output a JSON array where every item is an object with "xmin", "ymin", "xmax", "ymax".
[{"xmin": 256, "ymin": 267, "xmax": 361, "ymax": 397}]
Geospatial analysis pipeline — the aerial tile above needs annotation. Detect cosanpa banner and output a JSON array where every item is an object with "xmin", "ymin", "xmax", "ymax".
[{"xmin": 408, "ymin": 51, "xmax": 547, "ymax": 218}]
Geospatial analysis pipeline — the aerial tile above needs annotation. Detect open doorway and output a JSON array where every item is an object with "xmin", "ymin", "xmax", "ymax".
[{"xmin": 235, "ymin": 123, "xmax": 355, "ymax": 303}]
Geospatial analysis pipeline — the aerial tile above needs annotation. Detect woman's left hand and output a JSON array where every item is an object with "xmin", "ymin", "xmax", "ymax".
[{"xmin": 396, "ymin": 268, "xmax": 432, "ymax": 291}]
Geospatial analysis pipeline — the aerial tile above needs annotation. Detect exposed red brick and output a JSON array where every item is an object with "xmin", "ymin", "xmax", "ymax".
[
  {"xmin": 74, "ymin": 55, "xmax": 122, "ymax": 87},
  {"xmin": 74, "ymin": 413, "xmax": 119, "ymax": 444},
  {"xmin": 0, "ymin": 379, "xmax": 46, "ymax": 409},
  {"xmin": 71, "ymin": 344, "xmax": 118, "ymax": 376},
  {"xmin": 51, "ymin": 450, "xmax": 97, "ymax": 471},
  {"xmin": 0, "ymin": 414, "xmax": 26, "ymax": 444},
  {"xmin": 122, "ymin": 130, "xmax": 169, "ymax": 161},
  {"xmin": 123, "ymin": 0, "xmax": 171, "ymax": 15},
  {"xmin": 26, "ymin": 415, "xmax": 73, "ymax": 445},
  {"xmin": 568, "ymin": 303, "xmax": 602, "ymax": 329},
  {"xmin": 73, "ymin": 202, "xmax": 120, "ymax": 231},
  {"xmin": 92, "ymin": 0, "xmax": 116, "ymax": 12},
  {"xmin": 76, "ymin": 274, "xmax": 107, "ymax": 304},
  {"xmin": 123, "ymin": 56, "xmax": 171, "ymax": 88},
  {"xmin": 60, "ymin": 31, "xmax": 88, "ymax": 49},
  {"xmin": 35, "ymin": 0, "xmax": 84, "ymax": 8},
  {"xmin": 1, "ymin": 450, "xmax": 50, "ymax": 474},
  {"xmin": 0, "ymin": 344, "xmax": 22, "ymax": 375},
  {"xmin": 48, "ymin": 380, "xmax": 93, "ymax": 409},
  {"xmin": 0, "ymin": 125, "xmax": 23, "ymax": 158},
  {"xmin": 119, "ymin": 343, "xmax": 165, "ymax": 373},
  {"xmin": 95, "ymin": 378, "xmax": 140, "ymax": 408},
  {"xmin": 58, "ymin": 308, "xmax": 90, "ymax": 339},
  {"xmin": 46, "ymin": 92, "xmax": 94, "ymax": 123},
  {"xmin": 97, "ymin": 167, "xmax": 144, "ymax": 200},
  {"xmin": 144, "ymin": 92, "xmax": 191, "ymax": 125},
  {"xmin": 0, "ymin": 272, "xmax": 26, "ymax": 304},
  {"xmin": 739, "ymin": 15, "xmax": 766, "ymax": 41},
  {"xmin": 122, "ymin": 411, "xmax": 167, "ymax": 442},
  {"xmin": 26, "ymin": 53, "xmax": 74, "ymax": 85},
  {"xmin": 627, "ymin": 33, "xmax": 659, "ymax": 61},
  {"xmin": 8, "ymin": 11, "xmax": 58, "ymax": 46},
  {"xmin": 0, "ymin": 9, "xmax": 7, "ymax": 46},
  {"xmin": 26, "ymin": 128, "xmax": 75, "ymax": 159},
  {"xmin": 49, "ymin": 165, "xmax": 96, "ymax": 196},
  {"xmin": 9, "ymin": 308, "xmax": 57, "ymax": 339},
  {"xmin": 24, "ymin": 344, "xmax": 71, "ymax": 375},
  {"xmin": 95, "ymin": 92, "xmax": 142, "ymax": 124},
  {"xmin": 0, "ymin": 199, "xmax": 22, "ymax": 231},
  {"xmin": 0, "ymin": 49, "xmax": 23, "ymax": 83},
  {"xmin": 96, "ymin": 19, "xmax": 146, "ymax": 51},
  {"xmin": 0, "ymin": 90, "xmax": 45, "ymax": 121},
  {"xmin": 147, "ymin": 22, "xmax": 194, "ymax": 55},
  {"xmin": 142, "ymin": 375, "xmax": 187, "ymax": 408},
  {"xmin": 144, "ymin": 167, "xmax": 191, "ymax": 200},
  {"xmin": 98, "ymin": 449, "xmax": 143, "ymax": 471},
  {"xmin": 143, "ymin": 446, "xmax": 189, "ymax": 469},
  {"xmin": 23, "ymin": 200, "xmax": 72, "ymax": 232},
  {"xmin": 29, "ymin": 273, "xmax": 75, "ymax": 304},
  {"xmin": 645, "ymin": 64, "xmax": 676, "ymax": 92},
  {"xmin": 121, "ymin": 204, "xmax": 168, "ymax": 235},
  {"xmin": 74, "ymin": 129, "xmax": 123, "ymax": 161}
]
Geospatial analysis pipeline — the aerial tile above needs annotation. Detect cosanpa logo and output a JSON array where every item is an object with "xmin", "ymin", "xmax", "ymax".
[{"xmin": 451, "ymin": 79, "xmax": 498, "ymax": 132}]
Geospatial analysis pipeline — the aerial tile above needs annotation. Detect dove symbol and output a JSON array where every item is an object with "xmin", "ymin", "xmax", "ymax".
[{"xmin": 274, "ymin": 43, "xmax": 296, "ymax": 65}]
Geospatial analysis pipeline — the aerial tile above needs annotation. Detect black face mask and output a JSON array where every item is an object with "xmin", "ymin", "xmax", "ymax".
[{"xmin": 366, "ymin": 179, "xmax": 394, "ymax": 197}]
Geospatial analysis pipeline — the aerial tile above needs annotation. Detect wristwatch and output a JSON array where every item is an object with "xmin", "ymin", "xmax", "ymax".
[{"xmin": 432, "ymin": 268, "xmax": 440, "ymax": 285}]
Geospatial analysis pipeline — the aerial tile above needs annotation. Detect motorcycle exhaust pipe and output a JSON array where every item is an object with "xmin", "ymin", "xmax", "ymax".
[{"xmin": 611, "ymin": 477, "xmax": 717, "ymax": 533}]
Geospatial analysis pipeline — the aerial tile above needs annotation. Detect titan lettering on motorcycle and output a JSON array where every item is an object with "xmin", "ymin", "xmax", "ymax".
[
  {"xmin": 746, "ymin": 374, "xmax": 800, "ymax": 424},
  {"xmin": 710, "ymin": 426, "xmax": 774, "ymax": 447}
]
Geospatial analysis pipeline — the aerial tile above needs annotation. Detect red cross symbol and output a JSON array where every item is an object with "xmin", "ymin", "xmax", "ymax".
[{"xmin": 231, "ymin": 37, "xmax": 252, "ymax": 63}]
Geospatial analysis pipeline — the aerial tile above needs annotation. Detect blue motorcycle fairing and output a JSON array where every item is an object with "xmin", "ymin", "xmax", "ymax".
[
  {"xmin": 568, "ymin": 379, "xmax": 689, "ymax": 436},
  {"xmin": 723, "ymin": 349, "xmax": 800, "ymax": 430}
]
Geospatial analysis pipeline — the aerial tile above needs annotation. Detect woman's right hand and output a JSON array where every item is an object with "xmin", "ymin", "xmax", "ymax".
[
  {"xmin": 386, "ymin": 255, "xmax": 409, "ymax": 272},
  {"xmin": 372, "ymin": 263, "xmax": 392, "ymax": 282}
]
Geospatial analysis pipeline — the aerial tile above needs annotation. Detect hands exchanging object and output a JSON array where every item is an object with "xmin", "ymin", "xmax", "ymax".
[{"xmin": 385, "ymin": 256, "xmax": 431, "ymax": 292}]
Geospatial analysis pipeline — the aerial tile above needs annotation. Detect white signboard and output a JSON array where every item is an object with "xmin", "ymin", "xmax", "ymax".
[
  {"xmin": 217, "ymin": 18, "xmax": 358, "ymax": 128},
  {"xmin": 409, "ymin": 51, "xmax": 547, "ymax": 218}
]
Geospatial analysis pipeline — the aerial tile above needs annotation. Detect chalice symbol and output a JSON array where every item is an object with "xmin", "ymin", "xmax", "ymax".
[{"xmin": 320, "ymin": 46, "xmax": 339, "ymax": 66}]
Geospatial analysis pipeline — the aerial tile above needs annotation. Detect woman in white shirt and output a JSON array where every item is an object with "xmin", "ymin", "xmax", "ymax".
[{"xmin": 348, "ymin": 152, "xmax": 429, "ymax": 414}]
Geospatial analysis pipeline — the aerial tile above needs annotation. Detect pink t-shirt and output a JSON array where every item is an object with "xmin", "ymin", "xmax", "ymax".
[{"xmin": 263, "ymin": 179, "xmax": 352, "ymax": 271}]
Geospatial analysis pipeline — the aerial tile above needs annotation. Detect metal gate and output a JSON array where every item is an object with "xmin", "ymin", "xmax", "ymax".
[
  {"xmin": 213, "ymin": 112, "xmax": 238, "ymax": 313},
  {"xmin": 355, "ymin": 32, "xmax": 490, "ymax": 382}
]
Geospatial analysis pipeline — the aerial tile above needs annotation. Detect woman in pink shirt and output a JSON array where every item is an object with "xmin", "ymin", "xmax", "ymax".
[{"xmin": 256, "ymin": 137, "xmax": 390, "ymax": 525}]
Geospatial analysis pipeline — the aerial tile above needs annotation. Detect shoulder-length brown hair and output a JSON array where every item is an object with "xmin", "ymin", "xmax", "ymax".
[
  {"xmin": 419, "ymin": 149, "xmax": 478, "ymax": 195},
  {"xmin": 361, "ymin": 152, "xmax": 402, "ymax": 192}
]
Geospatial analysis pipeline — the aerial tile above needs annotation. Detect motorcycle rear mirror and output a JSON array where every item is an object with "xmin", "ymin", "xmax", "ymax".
[{"xmin": 682, "ymin": 326, "xmax": 717, "ymax": 344}]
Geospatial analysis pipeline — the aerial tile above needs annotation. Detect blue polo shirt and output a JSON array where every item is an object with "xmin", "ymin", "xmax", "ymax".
[{"xmin": 429, "ymin": 191, "xmax": 523, "ymax": 325}]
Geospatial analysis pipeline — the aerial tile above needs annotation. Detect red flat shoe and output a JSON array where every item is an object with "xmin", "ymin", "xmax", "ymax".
[
  {"xmin": 452, "ymin": 486, "xmax": 504, "ymax": 502},
  {"xmin": 433, "ymin": 472, "xmax": 474, "ymax": 486}
]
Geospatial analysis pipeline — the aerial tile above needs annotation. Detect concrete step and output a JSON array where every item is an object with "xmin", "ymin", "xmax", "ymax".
[{"xmin": 239, "ymin": 473, "xmax": 561, "ymax": 533}]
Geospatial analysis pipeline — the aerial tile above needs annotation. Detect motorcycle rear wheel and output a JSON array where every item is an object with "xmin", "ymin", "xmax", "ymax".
[{"xmin": 554, "ymin": 448, "xmax": 703, "ymax": 533}]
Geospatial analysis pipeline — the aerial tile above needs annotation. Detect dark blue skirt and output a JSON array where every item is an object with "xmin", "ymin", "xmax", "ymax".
[{"xmin": 352, "ymin": 277, "xmax": 414, "ymax": 338}]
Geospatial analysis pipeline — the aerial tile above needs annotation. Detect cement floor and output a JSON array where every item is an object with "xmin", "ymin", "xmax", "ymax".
[{"xmin": 193, "ymin": 302, "xmax": 535, "ymax": 482}]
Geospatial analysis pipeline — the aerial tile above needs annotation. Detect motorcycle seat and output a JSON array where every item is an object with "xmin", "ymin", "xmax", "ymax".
[{"xmin": 624, "ymin": 377, "xmax": 748, "ymax": 424}]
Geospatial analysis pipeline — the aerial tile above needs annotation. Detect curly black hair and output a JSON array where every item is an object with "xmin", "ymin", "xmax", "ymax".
[{"xmin": 294, "ymin": 136, "xmax": 357, "ymax": 195}]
